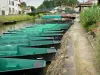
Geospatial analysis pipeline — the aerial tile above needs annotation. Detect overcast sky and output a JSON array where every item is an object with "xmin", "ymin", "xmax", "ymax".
[{"xmin": 22, "ymin": 0, "xmax": 88, "ymax": 8}]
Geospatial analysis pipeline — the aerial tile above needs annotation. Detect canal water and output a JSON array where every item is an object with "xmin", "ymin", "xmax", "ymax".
[{"xmin": 0, "ymin": 20, "xmax": 35, "ymax": 35}]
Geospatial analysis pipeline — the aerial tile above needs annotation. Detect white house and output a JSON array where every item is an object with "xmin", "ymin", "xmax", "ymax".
[
  {"xmin": 23, "ymin": 6, "xmax": 32, "ymax": 14},
  {"xmin": 0, "ymin": 0, "xmax": 21, "ymax": 15},
  {"xmin": 87, "ymin": 0, "xmax": 98, "ymax": 4}
]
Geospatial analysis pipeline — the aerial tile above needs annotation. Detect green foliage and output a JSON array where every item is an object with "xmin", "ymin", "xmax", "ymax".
[
  {"xmin": 30, "ymin": 6, "xmax": 36, "ymax": 11},
  {"xmin": 66, "ymin": 0, "xmax": 77, "ymax": 6},
  {"xmin": 54, "ymin": 0, "xmax": 62, "ymax": 6},
  {"xmin": 54, "ymin": 0, "xmax": 77, "ymax": 6},
  {"xmin": 20, "ymin": 2, "xmax": 27, "ymax": 8},
  {"xmin": 27, "ymin": 12, "xmax": 36, "ymax": 16},
  {"xmin": 37, "ymin": 4, "xmax": 46, "ymax": 10},
  {"xmin": 43, "ymin": 1, "xmax": 53, "ymax": 8},
  {"xmin": 37, "ymin": 0, "xmax": 77, "ymax": 11},
  {"xmin": 98, "ymin": 0, "xmax": 100, "ymax": 5},
  {"xmin": 88, "ymin": 24, "xmax": 97, "ymax": 31},
  {"xmin": 80, "ymin": 6, "xmax": 100, "ymax": 31},
  {"xmin": 37, "ymin": 0, "xmax": 55, "ymax": 10}
]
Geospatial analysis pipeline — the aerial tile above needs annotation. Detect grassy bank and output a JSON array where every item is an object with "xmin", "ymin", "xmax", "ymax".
[
  {"xmin": 80, "ymin": 6, "xmax": 100, "ymax": 74},
  {"xmin": 0, "ymin": 14, "xmax": 38, "ymax": 24},
  {"xmin": 80, "ymin": 6, "xmax": 100, "ymax": 31}
]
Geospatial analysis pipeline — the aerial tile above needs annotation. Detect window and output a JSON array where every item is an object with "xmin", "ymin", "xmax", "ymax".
[
  {"xmin": 9, "ymin": 0, "xmax": 11, "ymax": 5},
  {"xmin": 2, "ymin": 10, "xmax": 5, "ymax": 15},
  {"xmin": 9, "ymin": 8, "xmax": 11, "ymax": 13},
  {"xmin": 12, "ymin": 1, "xmax": 14, "ymax": 6},
  {"xmin": 12, "ymin": 8, "xmax": 14, "ymax": 13}
]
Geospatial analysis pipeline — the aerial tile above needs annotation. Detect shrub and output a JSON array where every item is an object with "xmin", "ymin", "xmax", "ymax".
[
  {"xmin": 80, "ymin": 6, "xmax": 100, "ymax": 31},
  {"xmin": 27, "ymin": 12, "xmax": 36, "ymax": 16},
  {"xmin": 88, "ymin": 24, "xmax": 98, "ymax": 31}
]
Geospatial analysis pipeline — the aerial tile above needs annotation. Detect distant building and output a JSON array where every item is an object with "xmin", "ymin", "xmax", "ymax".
[
  {"xmin": 86, "ymin": 0, "xmax": 98, "ymax": 4},
  {"xmin": 0, "ymin": 0, "xmax": 21, "ymax": 15},
  {"xmin": 23, "ymin": 6, "xmax": 32, "ymax": 14}
]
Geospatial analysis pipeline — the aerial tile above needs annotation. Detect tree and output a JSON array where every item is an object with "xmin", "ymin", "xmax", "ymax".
[
  {"xmin": 37, "ymin": 4, "xmax": 46, "ymax": 10},
  {"xmin": 30, "ymin": 6, "xmax": 36, "ymax": 11},
  {"xmin": 43, "ymin": 1, "xmax": 51, "ymax": 8},
  {"xmin": 20, "ymin": 2, "xmax": 27, "ymax": 8},
  {"xmin": 37, "ymin": 0, "xmax": 55, "ymax": 11},
  {"xmin": 54, "ymin": 0, "xmax": 77, "ymax": 6},
  {"xmin": 20, "ymin": 2, "xmax": 27, "ymax": 14},
  {"xmin": 98, "ymin": 0, "xmax": 100, "ymax": 5},
  {"xmin": 66, "ymin": 0, "xmax": 77, "ymax": 6}
]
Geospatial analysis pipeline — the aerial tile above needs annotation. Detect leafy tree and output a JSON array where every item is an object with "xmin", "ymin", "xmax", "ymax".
[
  {"xmin": 54, "ymin": 0, "xmax": 77, "ymax": 6},
  {"xmin": 37, "ymin": 4, "xmax": 46, "ymax": 10},
  {"xmin": 43, "ymin": 1, "xmax": 50, "ymax": 8},
  {"xmin": 98, "ymin": 0, "xmax": 100, "ymax": 5},
  {"xmin": 54, "ymin": 0, "xmax": 62, "ymax": 6},
  {"xmin": 66, "ymin": 0, "xmax": 77, "ymax": 6},
  {"xmin": 20, "ymin": 2, "xmax": 27, "ymax": 8},
  {"xmin": 30, "ymin": 6, "xmax": 36, "ymax": 11},
  {"xmin": 37, "ymin": 0, "xmax": 55, "ymax": 11}
]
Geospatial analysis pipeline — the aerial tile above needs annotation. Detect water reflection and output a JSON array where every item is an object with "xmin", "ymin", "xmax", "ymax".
[{"xmin": 0, "ymin": 20, "xmax": 34, "ymax": 35}]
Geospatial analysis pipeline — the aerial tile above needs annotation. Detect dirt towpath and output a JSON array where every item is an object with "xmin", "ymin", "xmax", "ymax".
[
  {"xmin": 69, "ymin": 15, "xmax": 96, "ymax": 75},
  {"xmin": 45, "ymin": 15, "xmax": 96, "ymax": 75}
]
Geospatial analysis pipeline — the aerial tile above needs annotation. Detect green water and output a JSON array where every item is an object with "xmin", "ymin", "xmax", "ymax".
[{"xmin": 0, "ymin": 20, "xmax": 34, "ymax": 35}]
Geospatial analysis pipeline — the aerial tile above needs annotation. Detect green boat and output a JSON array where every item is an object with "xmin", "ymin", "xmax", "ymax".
[
  {"xmin": 29, "ymin": 40, "xmax": 60, "ymax": 49},
  {"xmin": 42, "ymin": 15, "xmax": 61, "ymax": 19},
  {"xmin": 7, "ymin": 24, "xmax": 69, "ymax": 32},
  {"xmin": 0, "ymin": 39, "xmax": 60, "ymax": 49},
  {"xmin": 1, "ymin": 33, "xmax": 63, "ymax": 40},
  {"xmin": 0, "ymin": 45, "xmax": 56, "ymax": 62},
  {"xmin": 0, "ymin": 35, "xmax": 55, "ymax": 40},
  {"xmin": 43, "ymin": 30, "xmax": 64, "ymax": 33},
  {"xmin": 0, "ymin": 58, "xmax": 46, "ymax": 75}
]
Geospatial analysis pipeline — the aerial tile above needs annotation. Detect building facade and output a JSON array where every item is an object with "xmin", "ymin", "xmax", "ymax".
[
  {"xmin": 0, "ymin": 0, "xmax": 21, "ymax": 15},
  {"xmin": 87, "ymin": 0, "xmax": 98, "ymax": 4},
  {"xmin": 23, "ymin": 6, "xmax": 32, "ymax": 14}
]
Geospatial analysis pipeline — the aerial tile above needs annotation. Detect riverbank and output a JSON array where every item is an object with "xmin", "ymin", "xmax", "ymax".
[
  {"xmin": 45, "ymin": 14, "xmax": 96, "ymax": 75},
  {"xmin": 0, "ymin": 15, "xmax": 37, "ymax": 25},
  {"xmin": 80, "ymin": 6, "xmax": 100, "ymax": 74}
]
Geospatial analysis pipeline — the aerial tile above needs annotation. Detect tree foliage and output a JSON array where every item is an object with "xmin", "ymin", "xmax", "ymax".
[
  {"xmin": 20, "ymin": 2, "xmax": 27, "ymax": 8},
  {"xmin": 98, "ymin": 0, "xmax": 100, "ymax": 5},
  {"xmin": 37, "ymin": 0, "xmax": 55, "ymax": 10},
  {"xmin": 37, "ymin": 0, "xmax": 77, "ymax": 10},
  {"xmin": 54, "ymin": 0, "xmax": 77, "ymax": 6},
  {"xmin": 30, "ymin": 6, "xmax": 36, "ymax": 11},
  {"xmin": 37, "ymin": 4, "xmax": 46, "ymax": 10}
]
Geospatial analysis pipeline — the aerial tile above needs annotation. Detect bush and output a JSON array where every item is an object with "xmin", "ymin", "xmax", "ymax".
[
  {"xmin": 88, "ymin": 24, "xmax": 98, "ymax": 31},
  {"xmin": 27, "ymin": 12, "xmax": 36, "ymax": 16},
  {"xmin": 80, "ymin": 6, "xmax": 100, "ymax": 31}
]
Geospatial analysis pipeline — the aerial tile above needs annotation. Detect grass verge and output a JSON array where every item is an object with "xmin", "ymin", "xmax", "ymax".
[{"xmin": 0, "ymin": 15, "xmax": 37, "ymax": 23}]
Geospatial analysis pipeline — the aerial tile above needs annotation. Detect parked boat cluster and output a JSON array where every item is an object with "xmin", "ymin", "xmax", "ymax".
[{"xmin": 0, "ymin": 15, "xmax": 74, "ymax": 75}]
